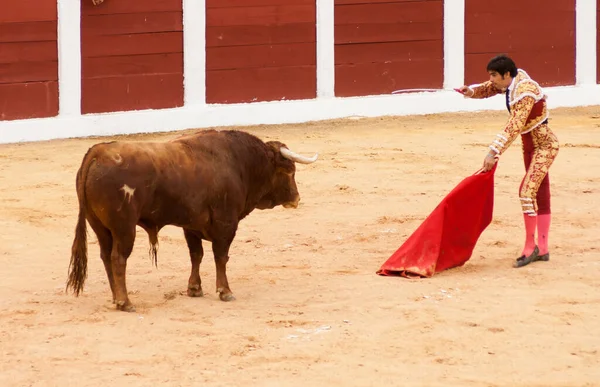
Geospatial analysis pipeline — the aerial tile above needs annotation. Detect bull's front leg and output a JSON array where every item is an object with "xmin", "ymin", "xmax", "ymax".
[
  {"xmin": 183, "ymin": 229, "xmax": 204, "ymax": 297},
  {"xmin": 211, "ymin": 236, "xmax": 235, "ymax": 302}
]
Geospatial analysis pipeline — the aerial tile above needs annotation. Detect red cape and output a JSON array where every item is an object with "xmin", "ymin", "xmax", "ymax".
[{"xmin": 377, "ymin": 163, "xmax": 497, "ymax": 278}]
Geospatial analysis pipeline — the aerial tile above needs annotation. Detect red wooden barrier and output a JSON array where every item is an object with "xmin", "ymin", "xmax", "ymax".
[
  {"xmin": 465, "ymin": 0, "xmax": 576, "ymax": 87},
  {"xmin": 206, "ymin": 0, "xmax": 317, "ymax": 104},
  {"xmin": 0, "ymin": 0, "xmax": 590, "ymax": 121},
  {"xmin": 80, "ymin": 0, "xmax": 184, "ymax": 114},
  {"xmin": 334, "ymin": 0, "xmax": 444, "ymax": 97},
  {"xmin": 0, "ymin": 0, "xmax": 58, "ymax": 121}
]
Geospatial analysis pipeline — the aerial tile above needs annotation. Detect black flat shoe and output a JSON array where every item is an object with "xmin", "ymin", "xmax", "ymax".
[
  {"xmin": 536, "ymin": 252, "xmax": 550, "ymax": 262},
  {"xmin": 513, "ymin": 246, "xmax": 540, "ymax": 268}
]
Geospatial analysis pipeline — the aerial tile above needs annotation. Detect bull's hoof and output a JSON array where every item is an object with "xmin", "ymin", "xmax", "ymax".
[
  {"xmin": 187, "ymin": 287, "xmax": 204, "ymax": 297},
  {"xmin": 115, "ymin": 300, "xmax": 136, "ymax": 312},
  {"xmin": 219, "ymin": 293, "xmax": 235, "ymax": 302},
  {"xmin": 219, "ymin": 293, "xmax": 236, "ymax": 302}
]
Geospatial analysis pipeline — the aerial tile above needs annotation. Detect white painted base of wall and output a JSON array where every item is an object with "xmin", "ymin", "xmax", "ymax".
[{"xmin": 1, "ymin": 85, "xmax": 599, "ymax": 144}]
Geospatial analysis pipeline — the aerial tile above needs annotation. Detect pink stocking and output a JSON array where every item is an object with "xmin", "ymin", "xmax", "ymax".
[
  {"xmin": 537, "ymin": 214, "xmax": 551, "ymax": 255},
  {"xmin": 521, "ymin": 214, "xmax": 537, "ymax": 256}
]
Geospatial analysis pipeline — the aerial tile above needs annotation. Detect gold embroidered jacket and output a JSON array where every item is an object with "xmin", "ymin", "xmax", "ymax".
[{"xmin": 468, "ymin": 69, "xmax": 549, "ymax": 156}]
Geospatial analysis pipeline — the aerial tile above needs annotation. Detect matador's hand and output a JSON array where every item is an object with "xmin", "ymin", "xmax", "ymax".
[
  {"xmin": 482, "ymin": 153, "xmax": 497, "ymax": 172},
  {"xmin": 456, "ymin": 85, "xmax": 474, "ymax": 97}
]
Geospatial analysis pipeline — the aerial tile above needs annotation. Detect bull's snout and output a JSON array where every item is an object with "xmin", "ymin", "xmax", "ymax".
[{"xmin": 283, "ymin": 195, "xmax": 300, "ymax": 209}]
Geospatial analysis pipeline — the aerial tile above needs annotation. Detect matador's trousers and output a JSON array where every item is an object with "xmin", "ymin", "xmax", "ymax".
[{"xmin": 519, "ymin": 123, "xmax": 559, "ymax": 216}]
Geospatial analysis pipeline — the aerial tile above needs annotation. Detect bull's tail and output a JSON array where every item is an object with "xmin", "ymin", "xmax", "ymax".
[{"xmin": 66, "ymin": 148, "xmax": 94, "ymax": 296}]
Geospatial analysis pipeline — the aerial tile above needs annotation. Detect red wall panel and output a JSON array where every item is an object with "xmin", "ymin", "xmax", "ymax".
[
  {"xmin": 0, "ymin": 0, "xmax": 58, "ymax": 121},
  {"xmin": 80, "ymin": 0, "xmax": 184, "ymax": 114},
  {"xmin": 206, "ymin": 0, "xmax": 317, "ymax": 104},
  {"xmin": 334, "ymin": 0, "xmax": 444, "ymax": 97},
  {"xmin": 465, "ymin": 0, "xmax": 576, "ymax": 87},
  {"xmin": 0, "ymin": 0, "xmax": 57, "ymax": 23}
]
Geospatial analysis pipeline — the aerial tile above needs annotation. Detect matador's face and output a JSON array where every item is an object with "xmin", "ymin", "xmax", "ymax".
[{"xmin": 488, "ymin": 71, "xmax": 512, "ymax": 91}]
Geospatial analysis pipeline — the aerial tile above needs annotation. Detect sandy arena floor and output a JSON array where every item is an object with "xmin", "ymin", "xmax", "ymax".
[{"xmin": 1, "ymin": 106, "xmax": 600, "ymax": 386}]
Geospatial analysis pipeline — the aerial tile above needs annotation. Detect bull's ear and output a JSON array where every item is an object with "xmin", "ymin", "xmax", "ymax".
[
  {"xmin": 265, "ymin": 141, "xmax": 283, "ymax": 166},
  {"xmin": 265, "ymin": 140, "xmax": 285, "ymax": 150},
  {"xmin": 266, "ymin": 141, "xmax": 295, "ymax": 171},
  {"xmin": 266, "ymin": 141, "xmax": 286, "ymax": 160},
  {"xmin": 265, "ymin": 141, "xmax": 279, "ymax": 157}
]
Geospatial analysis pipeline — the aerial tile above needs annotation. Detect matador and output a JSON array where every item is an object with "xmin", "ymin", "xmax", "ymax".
[{"xmin": 458, "ymin": 54, "xmax": 559, "ymax": 268}]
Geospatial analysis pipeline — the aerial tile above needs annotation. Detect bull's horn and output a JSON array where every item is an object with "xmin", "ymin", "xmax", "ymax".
[{"xmin": 280, "ymin": 147, "xmax": 318, "ymax": 164}]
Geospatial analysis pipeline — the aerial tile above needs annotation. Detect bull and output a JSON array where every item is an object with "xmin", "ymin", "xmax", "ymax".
[{"xmin": 66, "ymin": 129, "xmax": 318, "ymax": 312}]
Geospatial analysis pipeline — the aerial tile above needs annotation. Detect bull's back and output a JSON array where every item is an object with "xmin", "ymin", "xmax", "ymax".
[
  {"xmin": 83, "ymin": 140, "xmax": 225, "ymax": 230},
  {"xmin": 83, "ymin": 142, "xmax": 178, "ymax": 227}
]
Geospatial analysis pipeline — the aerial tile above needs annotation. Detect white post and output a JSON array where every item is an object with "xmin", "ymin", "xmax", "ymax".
[
  {"xmin": 443, "ymin": 0, "xmax": 465, "ymax": 89},
  {"xmin": 183, "ymin": 0, "xmax": 206, "ymax": 105},
  {"xmin": 57, "ymin": 0, "xmax": 81, "ymax": 116},
  {"xmin": 576, "ymin": 0, "xmax": 597, "ymax": 85},
  {"xmin": 316, "ymin": 0, "xmax": 335, "ymax": 98}
]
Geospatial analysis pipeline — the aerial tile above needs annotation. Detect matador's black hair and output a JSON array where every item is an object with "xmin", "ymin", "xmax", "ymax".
[{"xmin": 487, "ymin": 54, "xmax": 518, "ymax": 77}]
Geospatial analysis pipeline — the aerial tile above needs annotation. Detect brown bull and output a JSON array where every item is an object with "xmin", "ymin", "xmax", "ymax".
[{"xmin": 66, "ymin": 129, "xmax": 318, "ymax": 312}]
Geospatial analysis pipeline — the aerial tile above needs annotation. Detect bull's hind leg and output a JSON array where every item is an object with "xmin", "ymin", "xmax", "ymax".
[
  {"xmin": 212, "ymin": 236, "xmax": 235, "ymax": 302},
  {"xmin": 110, "ymin": 227, "xmax": 136, "ymax": 312},
  {"xmin": 88, "ymin": 218, "xmax": 116, "ymax": 303},
  {"xmin": 183, "ymin": 229, "xmax": 204, "ymax": 297}
]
